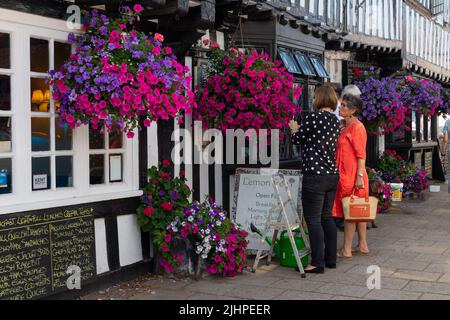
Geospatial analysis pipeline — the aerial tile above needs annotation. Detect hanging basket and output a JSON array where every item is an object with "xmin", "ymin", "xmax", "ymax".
[{"xmin": 49, "ymin": 5, "xmax": 194, "ymax": 138}]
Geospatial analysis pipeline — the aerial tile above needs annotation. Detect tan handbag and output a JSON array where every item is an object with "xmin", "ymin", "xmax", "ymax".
[{"xmin": 342, "ymin": 189, "xmax": 378, "ymax": 222}]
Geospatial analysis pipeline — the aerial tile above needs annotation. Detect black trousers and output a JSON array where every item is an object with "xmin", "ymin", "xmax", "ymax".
[{"xmin": 302, "ymin": 174, "xmax": 339, "ymax": 268}]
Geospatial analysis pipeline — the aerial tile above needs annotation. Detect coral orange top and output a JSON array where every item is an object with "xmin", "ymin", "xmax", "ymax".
[{"xmin": 332, "ymin": 119, "xmax": 369, "ymax": 219}]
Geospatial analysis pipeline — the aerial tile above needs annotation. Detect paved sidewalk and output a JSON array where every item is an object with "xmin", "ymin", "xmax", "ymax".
[{"xmin": 82, "ymin": 183, "xmax": 450, "ymax": 300}]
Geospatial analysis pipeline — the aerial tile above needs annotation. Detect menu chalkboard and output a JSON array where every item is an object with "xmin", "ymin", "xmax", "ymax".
[{"xmin": 0, "ymin": 207, "xmax": 96, "ymax": 300}]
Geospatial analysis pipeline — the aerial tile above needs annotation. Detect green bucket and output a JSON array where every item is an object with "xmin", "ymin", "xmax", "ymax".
[{"xmin": 276, "ymin": 229, "xmax": 309, "ymax": 268}]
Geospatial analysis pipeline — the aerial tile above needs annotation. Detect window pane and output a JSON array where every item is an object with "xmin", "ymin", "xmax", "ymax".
[
  {"xmin": 90, "ymin": 154, "xmax": 104, "ymax": 185},
  {"xmin": 0, "ymin": 33, "xmax": 10, "ymax": 69},
  {"xmin": 278, "ymin": 50, "xmax": 302, "ymax": 74},
  {"xmin": 55, "ymin": 118, "xmax": 72, "ymax": 150},
  {"xmin": 30, "ymin": 38, "xmax": 49, "ymax": 72},
  {"xmin": 0, "ymin": 117, "xmax": 11, "ymax": 153},
  {"xmin": 109, "ymin": 154, "xmax": 122, "ymax": 182},
  {"xmin": 31, "ymin": 78, "xmax": 50, "ymax": 112},
  {"xmin": 0, "ymin": 158, "xmax": 12, "ymax": 194},
  {"xmin": 89, "ymin": 127, "xmax": 105, "ymax": 149},
  {"xmin": 32, "ymin": 157, "xmax": 51, "ymax": 191},
  {"xmin": 56, "ymin": 156, "xmax": 73, "ymax": 188},
  {"xmin": 294, "ymin": 53, "xmax": 316, "ymax": 76},
  {"xmin": 32, "ymin": 117, "xmax": 50, "ymax": 151},
  {"xmin": 0, "ymin": 75, "xmax": 11, "ymax": 111},
  {"xmin": 109, "ymin": 130, "xmax": 123, "ymax": 149},
  {"xmin": 54, "ymin": 42, "xmax": 72, "ymax": 71}
]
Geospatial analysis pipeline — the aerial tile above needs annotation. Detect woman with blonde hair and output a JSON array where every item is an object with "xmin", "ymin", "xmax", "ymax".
[{"xmin": 289, "ymin": 85, "xmax": 341, "ymax": 273}]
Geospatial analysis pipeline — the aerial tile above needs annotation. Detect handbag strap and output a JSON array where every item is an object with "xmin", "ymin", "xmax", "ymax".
[{"xmin": 350, "ymin": 187, "xmax": 369, "ymax": 203}]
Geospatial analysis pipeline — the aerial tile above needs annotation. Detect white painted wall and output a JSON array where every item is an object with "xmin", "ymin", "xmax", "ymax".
[
  {"xmin": 117, "ymin": 214, "xmax": 143, "ymax": 267},
  {"xmin": 94, "ymin": 218, "xmax": 110, "ymax": 274}
]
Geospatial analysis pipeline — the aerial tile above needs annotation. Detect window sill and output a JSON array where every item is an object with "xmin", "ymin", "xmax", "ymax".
[{"xmin": 0, "ymin": 189, "xmax": 143, "ymax": 215}]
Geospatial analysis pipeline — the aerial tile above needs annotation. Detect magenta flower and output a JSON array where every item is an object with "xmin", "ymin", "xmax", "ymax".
[{"xmin": 133, "ymin": 4, "xmax": 143, "ymax": 13}]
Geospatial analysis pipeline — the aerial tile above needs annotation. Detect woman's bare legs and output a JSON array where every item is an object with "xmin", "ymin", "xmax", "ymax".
[
  {"xmin": 342, "ymin": 221, "xmax": 356, "ymax": 257},
  {"xmin": 356, "ymin": 223, "xmax": 369, "ymax": 254}
]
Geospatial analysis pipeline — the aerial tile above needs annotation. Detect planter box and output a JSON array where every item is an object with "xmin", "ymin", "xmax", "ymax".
[{"xmin": 388, "ymin": 183, "xmax": 404, "ymax": 202}]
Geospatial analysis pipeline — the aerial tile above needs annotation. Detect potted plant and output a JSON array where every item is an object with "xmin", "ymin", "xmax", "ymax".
[
  {"xmin": 160, "ymin": 199, "xmax": 249, "ymax": 278},
  {"xmin": 136, "ymin": 160, "xmax": 191, "ymax": 272}
]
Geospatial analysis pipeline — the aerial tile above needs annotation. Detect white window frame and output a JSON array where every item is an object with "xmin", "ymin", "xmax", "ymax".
[{"xmin": 0, "ymin": 9, "xmax": 141, "ymax": 215}]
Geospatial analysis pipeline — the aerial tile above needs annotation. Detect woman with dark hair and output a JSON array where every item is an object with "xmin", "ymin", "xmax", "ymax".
[
  {"xmin": 332, "ymin": 94, "xmax": 370, "ymax": 259},
  {"xmin": 289, "ymin": 85, "xmax": 341, "ymax": 274}
]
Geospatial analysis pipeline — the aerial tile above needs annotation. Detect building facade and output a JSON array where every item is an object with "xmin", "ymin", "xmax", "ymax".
[{"xmin": 0, "ymin": 0, "xmax": 449, "ymax": 299}]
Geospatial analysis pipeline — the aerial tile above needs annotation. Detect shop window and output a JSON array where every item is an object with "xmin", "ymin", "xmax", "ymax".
[
  {"xmin": 310, "ymin": 56, "xmax": 330, "ymax": 78},
  {"xmin": 54, "ymin": 42, "xmax": 71, "ymax": 71},
  {"xmin": 56, "ymin": 155, "xmax": 73, "ymax": 188},
  {"xmin": 32, "ymin": 157, "xmax": 51, "ymax": 191},
  {"xmin": 89, "ymin": 127, "xmax": 124, "ymax": 185},
  {"xmin": 30, "ymin": 38, "xmax": 49, "ymax": 73},
  {"xmin": 0, "ymin": 117, "xmax": 11, "ymax": 153},
  {"xmin": 294, "ymin": 52, "xmax": 317, "ymax": 77},
  {"xmin": 0, "ymin": 32, "xmax": 12, "ymax": 195},
  {"xmin": 0, "ymin": 158, "xmax": 12, "ymax": 195},
  {"xmin": 0, "ymin": 75, "xmax": 11, "ymax": 111},
  {"xmin": 278, "ymin": 49, "xmax": 303, "ymax": 75},
  {"xmin": 0, "ymin": 32, "xmax": 10, "ymax": 69},
  {"xmin": 30, "ymin": 78, "xmax": 50, "ymax": 112},
  {"xmin": 30, "ymin": 38, "xmax": 73, "ymax": 191}
]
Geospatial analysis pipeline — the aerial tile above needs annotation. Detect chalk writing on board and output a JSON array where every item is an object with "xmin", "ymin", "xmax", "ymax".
[{"xmin": 0, "ymin": 207, "xmax": 96, "ymax": 300}]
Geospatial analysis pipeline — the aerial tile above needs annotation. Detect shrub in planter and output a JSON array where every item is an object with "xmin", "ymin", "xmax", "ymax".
[
  {"xmin": 49, "ymin": 5, "xmax": 194, "ymax": 138},
  {"xmin": 403, "ymin": 169, "xmax": 429, "ymax": 195},
  {"xmin": 368, "ymin": 168, "xmax": 393, "ymax": 213},
  {"xmin": 375, "ymin": 150, "xmax": 407, "ymax": 182},
  {"xmin": 194, "ymin": 42, "xmax": 302, "ymax": 138},
  {"xmin": 136, "ymin": 161, "xmax": 191, "ymax": 263},
  {"xmin": 161, "ymin": 200, "xmax": 249, "ymax": 277}
]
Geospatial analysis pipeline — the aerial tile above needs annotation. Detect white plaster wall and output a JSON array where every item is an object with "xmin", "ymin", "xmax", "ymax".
[
  {"xmin": 147, "ymin": 122, "xmax": 159, "ymax": 168},
  {"xmin": 117, "ymin": 214, "xmax": 143, "ymax": 267},
  {"xmin": 94, "ymin": 218, "xmax": 109, "ymax": 275}
]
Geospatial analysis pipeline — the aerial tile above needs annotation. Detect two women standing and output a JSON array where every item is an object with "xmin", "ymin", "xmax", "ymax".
[{"xmin": 289, "ymin": 85, "xmax": 369, "ymax": 273}]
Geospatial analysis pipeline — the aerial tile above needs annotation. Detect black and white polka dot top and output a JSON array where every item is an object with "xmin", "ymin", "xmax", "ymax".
[{"xmin": 291, "ymin": 111, "xmax": 340, "ymax": 175}]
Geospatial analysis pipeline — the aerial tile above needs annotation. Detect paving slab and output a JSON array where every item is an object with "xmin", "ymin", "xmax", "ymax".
[
  {"xmin": 184, "ymin": 281, "xmax": 237, "ymax": 296},
  {"xmin": 424, "ymin": 263, "xmax": 450, "ymax": 273},
  {"xmin": 419, "ymin": 293, "xmax": 450, "ymax": 300},
  {"xmin": 437, "ymin": 274, "xmax": 450, "ymax": 283},
  {"xmin": 364, "ymin": 289, "xmax": 421, "ymax": 300},
  {"xmin": 403, "ymin": 281, "xmax": 450, "ymax": 295},
  {"xmin": 316, "ymin": 283, "xmax": 371, "ymax": 298},
  {"xmin": 270, "ymin": 279, "xmax": 325, "ymax": 292},
  {"xmin": 225, "ymin": 285, "xmax": 285, "ymax": 300},
  {"xmin": 391, "ymin": 270, "xmax": 442, "ymax": 282},
  {"xmin": 275, "ymin": 290, "xmax": 333, "ymax": 300}
]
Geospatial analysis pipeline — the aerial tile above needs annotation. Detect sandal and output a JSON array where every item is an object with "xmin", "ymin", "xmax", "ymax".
[
  {"xmin": 352, "ymin": 247, "xmax": 370, "ymax": 256},
  {"xmin": 337, "ymin": 249, "xmax": 352, "ymax": 260}
]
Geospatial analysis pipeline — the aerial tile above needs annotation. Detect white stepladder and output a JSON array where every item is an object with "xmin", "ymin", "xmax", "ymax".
[{"xmin": 251, "ymin": 173, "xmax": 310, "ymax": 278}]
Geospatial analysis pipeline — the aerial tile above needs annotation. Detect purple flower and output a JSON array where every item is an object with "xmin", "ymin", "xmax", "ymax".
[
  {"xmin": 68, "ymin": 32, "xmax": 76, "ymax": 44},
  {"xmin": 159, "ymin": 190, "xmax": 166, "ymax": 196},
  {"xmin": 171, "ymin": 190, "xmax": 179, "ymax": 200}
]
